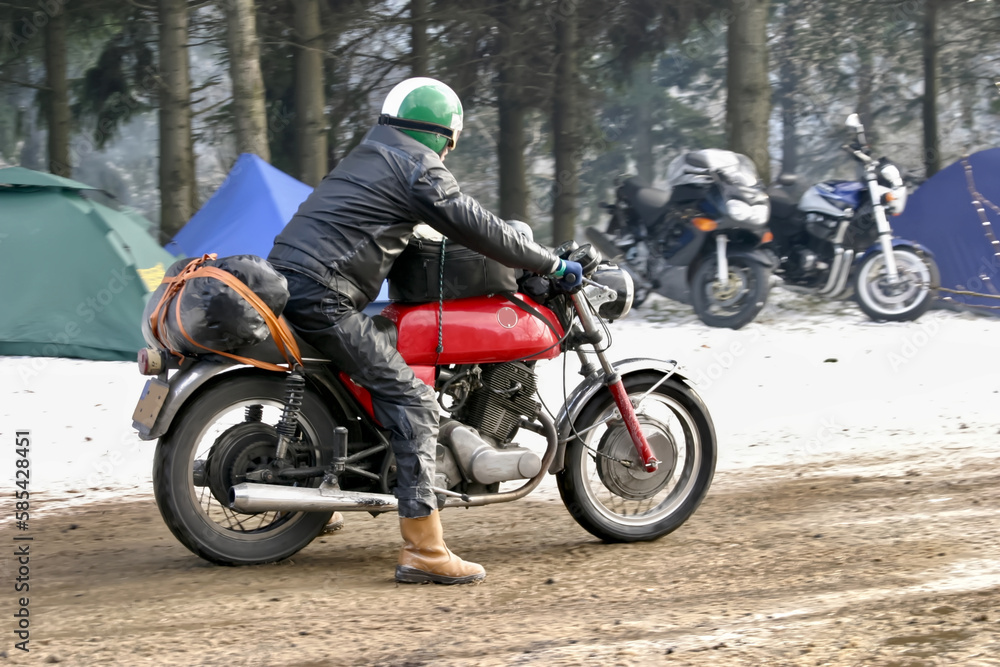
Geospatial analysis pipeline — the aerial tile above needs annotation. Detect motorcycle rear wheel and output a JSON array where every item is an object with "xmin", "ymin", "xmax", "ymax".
[
  {"xmin": 153, "ymin": 374, "xmax": 335, "ymax": 565},
  {"xmin": 855, "ymin": 248, "xmax": 939, "ymax": 322},
  {"xmin": 556, "ymin": 373, "xmax": 716, "ymax": 543},
  {"xmin": 690, "ymin": 255, "xmax": 769, "ymax": 329}
]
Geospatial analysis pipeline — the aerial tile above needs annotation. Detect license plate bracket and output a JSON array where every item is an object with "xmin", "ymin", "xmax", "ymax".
[{"xmin": 132, "ymin": 377, "xmax": 170, "ymax": 437}]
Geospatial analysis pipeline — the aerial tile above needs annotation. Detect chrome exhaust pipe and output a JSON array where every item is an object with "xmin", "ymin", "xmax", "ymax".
[
  {"xmin": 818, "ymin": 247, "xmax": 845, "ymax": 295},
  {"xmin": 828, "ymin": 249, "xmax": 855, "ymax": 298},
  {"xmin": 229, "ymin": 411, "xmax": 559, "ymax": 514},
  {"xmin": 229, "ymin": 483, "xmax": 397, "ymax": 513}
]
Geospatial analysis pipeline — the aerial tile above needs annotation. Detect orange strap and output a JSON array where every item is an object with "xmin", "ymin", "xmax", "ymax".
[{"xmin": 147, "ymin": 255, "xmax": 303, "ymax": 372}]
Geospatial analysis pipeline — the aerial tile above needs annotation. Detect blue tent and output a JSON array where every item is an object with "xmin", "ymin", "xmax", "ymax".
[
  {"xmin": 893, "ymin": 149, "xmax": 1000, "ymax": 310},
  {"xmin": 166, "ymin": 153, "xmax": 389, "ymax": 311},
  {"xmin": 166, "ymin": 153, "xmax": 312, "ymax": 258}
]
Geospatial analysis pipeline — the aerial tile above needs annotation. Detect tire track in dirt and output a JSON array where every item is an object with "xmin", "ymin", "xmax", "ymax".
[{"xmin": 5, "ymin": 458, "xmax": 999, "ymax": 666}]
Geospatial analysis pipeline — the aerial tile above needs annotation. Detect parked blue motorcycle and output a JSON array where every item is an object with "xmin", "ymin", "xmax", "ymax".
[{"xmin": 766, "ymin": 114, "xmax": 939, "ymax": 321}]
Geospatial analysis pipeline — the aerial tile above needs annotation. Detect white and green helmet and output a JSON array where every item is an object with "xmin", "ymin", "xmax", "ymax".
[{"xmin": 379, "ymin": 77, "xmax": 464, "ymax": 155}]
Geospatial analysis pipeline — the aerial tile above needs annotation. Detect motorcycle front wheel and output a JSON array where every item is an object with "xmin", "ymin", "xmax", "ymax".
[
  {"xmin": 556, "ymin": 373, "xmax": 716, "ymax": 542},
  {"xmin": 153, "ymin": 374, "xmax": 336, "ymax": 565},
  {"xmin": 690, "ymin": 255, "xmax": 769, "ymax": 329},
  {"xmin": 855, "ymin": 248, "xmax": 939, "ymax": 322}
]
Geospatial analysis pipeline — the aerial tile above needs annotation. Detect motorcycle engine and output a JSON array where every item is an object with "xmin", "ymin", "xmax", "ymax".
[
  {"xmin": 804, "ymin": 212, "xmax": 841, "ymax": 242},
  {"xmin": 452, "ymin": 362, "xmax": 539, "ymax": 445}
]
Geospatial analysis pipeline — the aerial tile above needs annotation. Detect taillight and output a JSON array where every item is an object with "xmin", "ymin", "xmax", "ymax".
[{"xmin": 138, "ymin": 348, "xmax": 165, "ymax": 375}]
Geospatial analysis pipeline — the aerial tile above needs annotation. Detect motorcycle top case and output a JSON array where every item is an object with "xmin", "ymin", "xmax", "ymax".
[
  {"xmin": 141, "ymin": 254, "xmax": 290, "ymax": 356},
  {"xmin": 388, "ymin": 236, "xmax": 517, "ymax": 303}
]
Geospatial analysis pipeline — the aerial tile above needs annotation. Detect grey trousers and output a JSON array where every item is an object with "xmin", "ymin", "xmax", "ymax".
[{"xmin": 279, "ymin": 270, "xmax": 439, "ymax": 518}]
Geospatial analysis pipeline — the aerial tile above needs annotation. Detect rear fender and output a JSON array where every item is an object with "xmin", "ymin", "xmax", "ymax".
[
  {"xmin": 548, "ymin": 358, "xmax": 690, "ymax": 473},
  {"xmin": 137, "ymin": 360, "xmax": 359, "ymax": 442}
]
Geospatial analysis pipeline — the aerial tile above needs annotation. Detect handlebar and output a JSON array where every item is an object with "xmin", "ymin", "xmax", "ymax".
[{"xmin": 842, "ymin": 143, "xmax": 875, "ymax": 165}]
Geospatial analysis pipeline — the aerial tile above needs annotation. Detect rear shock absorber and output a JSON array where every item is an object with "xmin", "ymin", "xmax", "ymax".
[
  {"xmin": 245, "ymin": 404, "xmax": 263, "ymax": 422},
  {"xmin": 274, "ymin": 369, "xmax": 305, "ymax": 461}
]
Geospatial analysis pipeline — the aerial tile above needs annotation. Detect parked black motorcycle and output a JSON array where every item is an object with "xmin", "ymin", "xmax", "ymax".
[
  {"xmin": 766, "ymin": 114, "xmax": 939, "ymax": 321},
  {"xmin": 587, "ymin": 149, "xmax": 775, "ymax": 329}
]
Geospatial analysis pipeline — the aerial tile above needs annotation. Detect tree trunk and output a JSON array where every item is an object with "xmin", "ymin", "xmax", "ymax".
[
  {"xmin": 157, "ymin": 0, "xmax": 197, "ymax": 243},
  {"xmin": 497, "ymin": 84, "xmax": 527, "ymax": 221},
  {"xmin": 776, "ymin": 2, "xmax": 798, "ymax": 177},
  {"xmin": 410, "ymin": 0, "xmax": 428, "ymax": 76},
  {"xmin": 778, "ymin": 81, "xmax": 796, "ymax": 177},
  {"xmin": 496, "ymin": 0, "xmax": 527, "ymax": 220},
  {"xmin": 293, "ymin": 0, "xmax": 328, "ymax": 186},
  {"xmin": 725, "ymin": 0, "xmax": 771, "ymax": 183},
  {"xmin": 922, "ymin": 0, "xmax": 940, "ymax": 177},
  {"xmin": 43, "ymin": 9, "xmax": 70, "ymax": 177},
  {"xmin": 551, "ymin": 3, "xmax": 578, "ymax": 245},
  {"xmin": 224, "ymin": 0, "xmax": 270, "ymax": 162},
  {"xmin": 857, "ymin": 45, "xmax": 877, "ymax": 148},
  {"xmin": 633, "ymin": 59, "xmax": 655, "ymax": 184}
]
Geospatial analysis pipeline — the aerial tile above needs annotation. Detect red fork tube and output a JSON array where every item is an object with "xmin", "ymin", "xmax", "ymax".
[{"xmin": 606, "ymin": 376, "xmax": 659, "ymax": 472}]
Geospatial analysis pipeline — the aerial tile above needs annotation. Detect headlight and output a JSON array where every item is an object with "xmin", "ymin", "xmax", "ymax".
[
  {"xmin": 591, "ymin": 265, "xmax": 634, "ymax": 321},
  {"xmin": 726, "ymin": 200, "xmax": 770, "ymax": 226},
  {"xmin": 879, "ymin": 163, "xmax": 903, "ymax": 188}
]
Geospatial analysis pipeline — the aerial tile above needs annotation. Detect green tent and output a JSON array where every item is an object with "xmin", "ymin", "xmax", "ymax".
[{"xmin": 0, "ymin": 167, "xmax": 174, "ymax": 361}]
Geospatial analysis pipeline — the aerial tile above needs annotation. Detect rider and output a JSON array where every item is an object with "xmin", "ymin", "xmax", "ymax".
[{"xmin": 268, "ymin": 77, "xmax": 583, "ymax": 585}]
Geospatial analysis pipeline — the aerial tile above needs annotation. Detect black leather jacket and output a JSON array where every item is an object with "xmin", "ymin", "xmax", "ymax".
[{"xmin": 268, "ymin": 124, "xmax": 559, "ymax": 308}]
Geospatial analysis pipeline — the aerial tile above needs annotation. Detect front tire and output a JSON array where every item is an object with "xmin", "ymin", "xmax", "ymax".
[
  {"xmin": 690, "ymin": 254, "xmax": 770, "ymax": 329},
  {"xmin": 556, "ymin": 373, "xmax": 717, "ymax": 542},
  {"xmin": 153, "ymin": 374, "xmax": 336, "ymax": 565},
  {"xmin": 855, "ymin": 247, "xmax": 939, "ymax": 322}
]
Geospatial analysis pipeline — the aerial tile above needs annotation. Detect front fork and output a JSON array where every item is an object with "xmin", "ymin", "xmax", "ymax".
[
  {"xmin": 570, "ymin": 291, "xmax": 660, "ymax": 472},
  {"xmin": 715, "ymin": 233, "xmax": 730, "ymax": 285},
  {"xmin": 866, "ymin": 174, "xmax": 899, "ymax": 280}
]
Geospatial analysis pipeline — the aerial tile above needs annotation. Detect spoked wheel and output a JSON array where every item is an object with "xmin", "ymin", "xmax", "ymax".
[
  {"xmin": 855, "ymin": 248, "xmax": 939, "ymax": 322},
  {"xmin": 556, "ymin": 373, "xmax": 716, "ymax": 542},
  {"xmin": 691, "ymin": 255, "xmax": 769, "ymax": 329},
  {"xmin": 153, "ymin": 374, "xmax": 338, "ymax": 565}
]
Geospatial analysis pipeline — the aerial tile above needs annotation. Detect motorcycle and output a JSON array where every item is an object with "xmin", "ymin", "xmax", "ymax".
[
  {"xmin": 766, "ymin": 114, "xmax": 940, "ymax": 321},
  {"xmin": 131, "ymin": 242, "xmax": 717, "ymax": 565},
  {"xmin": 586, "ymin": 149, "xmax": 775, "ymax": 329}
]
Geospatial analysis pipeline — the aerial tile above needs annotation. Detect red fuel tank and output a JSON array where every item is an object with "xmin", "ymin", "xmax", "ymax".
[{"xmin": 381, "ymin": 294, "xmax": 564, "ymax": 366}]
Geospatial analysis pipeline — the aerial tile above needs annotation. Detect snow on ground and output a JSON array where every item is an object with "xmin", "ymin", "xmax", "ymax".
[{"xmin": 1, "ymin": 286, "xmax": 998, "ymax": 515}]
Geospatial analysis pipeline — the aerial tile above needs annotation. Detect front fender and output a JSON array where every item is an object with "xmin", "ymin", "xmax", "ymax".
[
  {"xmin": 726, "ymin": 246, "xmax": 779, "ymax": 269},
  {"xmin": 856, "ymin": 239, "xmax": 936, "ymax": 264},
  {"xmin": 548, "ymin": 358, "xmax": 689, "ymax": 473}
]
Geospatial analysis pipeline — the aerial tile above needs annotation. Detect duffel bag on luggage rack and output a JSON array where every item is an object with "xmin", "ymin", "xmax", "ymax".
[{"xmin": 141, "ymin": 254, "xmax": 302, "ymax": 371}]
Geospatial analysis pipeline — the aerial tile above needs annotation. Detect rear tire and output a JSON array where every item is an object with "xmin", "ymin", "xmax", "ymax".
[
  {"xmin": 855, "ymin": 248, "xmax": 939, "ymax": 322},
  {"xmin": 153, "ymin": 374, "xmax": 336, "ymax": 565},
  {"xmin": 690, "ymin": 255, "xmax": 769, "ymax": 329}
]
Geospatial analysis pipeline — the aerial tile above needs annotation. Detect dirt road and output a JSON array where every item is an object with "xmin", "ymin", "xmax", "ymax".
[{"xmin": 6, "ymin": 449, "xmax": 1000, "ymax": 667}]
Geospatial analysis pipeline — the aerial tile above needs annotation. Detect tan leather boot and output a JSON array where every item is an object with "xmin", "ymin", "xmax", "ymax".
[
  {"xmin": 320, "ymin": 512, "xmax": 345, "ymax": 534},
  {"xmin": 396, "ymin": 510, "xmax": 486, "ymax": 585}
]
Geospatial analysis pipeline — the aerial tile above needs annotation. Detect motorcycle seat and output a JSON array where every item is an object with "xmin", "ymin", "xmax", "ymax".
[
  {"xmin": 227, "ymin": 314, "xmax": 399, "ymax": 365},
  {"xmin": 619, "ymin": 177, "xmax": 671, "ymax": 223},
  {"xmin": 768, "ymin": 187, "xmax": 798, "ymax": 222}
]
